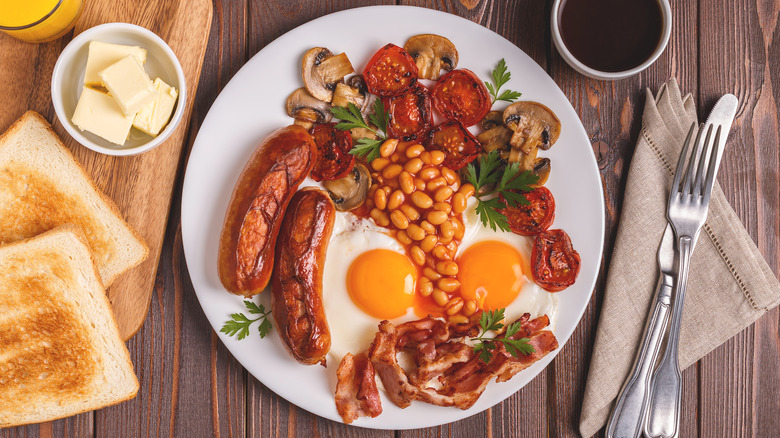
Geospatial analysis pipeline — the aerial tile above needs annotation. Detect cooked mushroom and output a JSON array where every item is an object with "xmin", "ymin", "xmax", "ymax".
[
  {"xmin": 503, "ymin": 101, "xmax": 561, "ymax": 169},
  {"xmin": 331, "ymin": 82, "xmax": 366, "ymax": 110},
  {"xmin": 481, "ymin": 111, "xmax": 504, "ymax": 130},
  {"xmin": 476, "ymin": 125, "xmax": 512, "ymax": 153},
  {"xmin": 404, "ymin": 34, "xmax": 459, "ymax": 80},
  {"xmin": 286, "ymin": 87, "xmax": 332, "ymax": 129},
  {"xmin": 322, "ymin": 163, "xmax": 371, "ymax": 211},
  {"xmin": 532, "ymin": 157, "xmax": 551, "ymax": 185},
  {"xmin": 302, "ymin": 47, "xmax": 355, "ymax": 102}
]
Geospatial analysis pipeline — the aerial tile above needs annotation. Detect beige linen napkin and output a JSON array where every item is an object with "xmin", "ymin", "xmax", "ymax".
[{"xmin": 579, "ymin": 79, "xmax": 780, "ymax": 437}]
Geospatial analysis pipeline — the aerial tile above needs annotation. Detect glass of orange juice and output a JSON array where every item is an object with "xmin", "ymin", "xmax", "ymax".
[{"xmin": 0, "ymin": 0, "xmax": 83, "ymax": 43}]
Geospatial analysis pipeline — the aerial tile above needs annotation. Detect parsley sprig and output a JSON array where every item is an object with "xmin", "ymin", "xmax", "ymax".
[
  {"xmin": 472, "ymin": 308, "xmax": 535, "ymax": 363},
  {"xmin": 332, "ymin": 100, "xmax": 389, "ymax": 162},
  {"xmin": 221, "ymin": 300, "xmax": 272, "ymax": 340},
  {"xmin": 485, "ymin": 59, "xmax": 522, "ymax": 104},
  {"xmin": 465, "ymin": 150, "xmax": 539, "ymax": 231}
]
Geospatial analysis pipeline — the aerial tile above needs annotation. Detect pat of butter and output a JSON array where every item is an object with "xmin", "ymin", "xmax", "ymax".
[
  {"xmin": 133, "ymin": 78, "xmax": 178, "ymax": 136},
  {"xmin": 71, "ymin": 86, "xmax": 134, "ymax": 145},
  {"xmin": 99, "ymin": 55, "xmax": 156, "ymax": 116},
  {"xmin": 84, "ymin": 41, "xmax": 147, "ymax": 86}
]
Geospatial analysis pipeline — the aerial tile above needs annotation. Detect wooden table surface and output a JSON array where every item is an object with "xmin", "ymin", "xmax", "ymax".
[{"xmin": 3, "ymin": 1, "xmax": 779, "ymax": 437}]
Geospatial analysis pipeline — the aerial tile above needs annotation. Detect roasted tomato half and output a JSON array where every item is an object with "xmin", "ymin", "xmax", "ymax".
[
  {"xmin": 384, "ymin": 85, "xmax": 432, "ymax": 141},
  {"xmin": 425, "ymin": 120, "xmax": 482, "ymax": 170},
  {"xmin": 501, "ymin": 186, "xmax": 556, "ymax": 236},
  {"xmin": 431, "ymin": 69, "xmax": 491, "ymax": 127},
  {"xmin": 363, "ymin": 43, "xmax": 418, "ymax": 97},
  {"xmin": 531, "ymin": 229, "xmax": 580, "ymax": 292},
  {"xmin": 310, "ymin": 123, "xmax": 355, "ymax": 182}
]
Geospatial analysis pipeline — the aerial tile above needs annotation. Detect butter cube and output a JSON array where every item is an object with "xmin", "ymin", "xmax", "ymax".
[
  {"xmin": 99, "ymin": 55, "xmax": 156, "ymax": 116},
  {"xmin": 71, "ymin": 86, "xmax": 134, "ymax": 145},
  {"xmin": 133, "ymin": 78, "xmax": 179, "ymax": 136},
  {"xmin": 84, "ymin": 41, "xmax": 147, "ymax": 86}
]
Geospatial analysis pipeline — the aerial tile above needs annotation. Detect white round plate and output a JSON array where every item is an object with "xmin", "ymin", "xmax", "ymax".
[{"xmin": 182, "ymin": 6, "xmax": 604, "ymax": 430}]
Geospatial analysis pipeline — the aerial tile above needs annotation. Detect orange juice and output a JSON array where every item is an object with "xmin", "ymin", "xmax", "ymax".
[{"xmin": 0, "ymin": 0, "xmax": 83, "ymax": 42}]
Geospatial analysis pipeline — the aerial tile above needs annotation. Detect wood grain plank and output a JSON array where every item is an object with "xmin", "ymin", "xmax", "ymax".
[{"xmin": 697, "ymin": 0, "xmax": 780, "ymax": 437}]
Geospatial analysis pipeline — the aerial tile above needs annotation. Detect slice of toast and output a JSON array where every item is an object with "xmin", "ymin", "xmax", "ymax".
[
  {"xmin": 0, "ymin": 225, "xmax": 139, "ymax": 427},
  {"xmin": 0, "ymin": 111, "xmax": 149, "ymax": 286}
]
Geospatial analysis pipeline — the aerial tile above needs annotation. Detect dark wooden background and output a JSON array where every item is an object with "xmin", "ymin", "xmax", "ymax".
[{"xmin": 3, "ymin": 0, "xmax": 779, "ymax": 437}]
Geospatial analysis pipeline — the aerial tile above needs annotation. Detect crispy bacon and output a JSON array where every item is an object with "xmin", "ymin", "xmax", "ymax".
[
  {"xmin": 368, "ymin": 320, "xmax": 420, "ymax": 408},
  {"xmin": 335, "ymin": 352, "xmax": 382, "ymax": 424}
]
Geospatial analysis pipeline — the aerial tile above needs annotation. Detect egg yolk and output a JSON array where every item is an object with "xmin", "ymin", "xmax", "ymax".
[
  {"xmin": 457, "ymin": 240, "xmax": 526, "ymax": 310},
  {"xmin": 347, "ymin": 249, "xmax": 417, "ymax": 319}
]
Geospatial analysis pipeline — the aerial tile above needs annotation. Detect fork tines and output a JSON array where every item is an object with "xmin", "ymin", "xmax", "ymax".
[{"xmin": 671, "ymin": 122, "xmax": 722, "ymax": 203}]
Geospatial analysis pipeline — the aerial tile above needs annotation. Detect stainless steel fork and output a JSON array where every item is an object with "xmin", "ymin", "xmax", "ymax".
[{"xmin": 644, "ymin": 122, "xmax": 723, "ymax": 438}]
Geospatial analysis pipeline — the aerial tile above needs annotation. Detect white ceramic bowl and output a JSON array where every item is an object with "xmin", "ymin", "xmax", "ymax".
[
  {"xmin": 550, "ymin": 0, "xmax": 672, "ymax": 80},
  {"xmin": 51, "ymin": 22, "xmax": 186, "ymax": 156}
]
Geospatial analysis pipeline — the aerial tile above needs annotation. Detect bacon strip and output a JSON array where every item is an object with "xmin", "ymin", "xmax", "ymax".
[{"xmin": 335, "ymin": 352, "xmax": 382, "ymax": 424}]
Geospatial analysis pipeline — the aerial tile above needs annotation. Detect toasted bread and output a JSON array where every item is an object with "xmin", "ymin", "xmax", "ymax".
[
  {"xmin": 0, "ymin": 111, "xmax": 149, "ymax": 286},
  {"xmin": 0, "ymin": 225, "xmax": 139, "ymax": 427}
]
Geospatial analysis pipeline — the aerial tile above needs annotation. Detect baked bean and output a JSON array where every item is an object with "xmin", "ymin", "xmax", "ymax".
[
  {"xmin": 414, "ymin": 177, "xmax": 426, "ymax": 190},
  {"xmin": 452, "ymin": 218, "xmax": 465, "ymax": 239},
  {"xmin": 399, "ymin": 171, "xmax": 415, "ymax": 195},
  {"xmin": 436, "ymin": 261, "xmax": 459, "ymax": 276},
  {"xmin": 380, "ymin": 139, "xmax": 399, "ymax": 158},
  {"xmin": 448, "ymin": 314, "xmax": 469, "ymax": 324},
  {"xmin": 433, "ymin": 202, "xmax": 452, "ymax": 214},
  {"xmin": 390, "ymin": 210, "xmax": 409, "ymax": 229},
  {"xmin": 383, "ymin": 185, "xmax": 392, "ymax": 195},
  {"xmin": 370, "ymin": 208, "xmax": 390, "ymax": 227},
  {"xmin": 429, "ymin": 150, "xmax": 446, "ymax": 165},
  {"xmin": 420, "ymin": 235, "xmax": 438, "ymax": 252},
  {"xmin": 419, "ymin": 277, "xmax": 433, "ymax": 296},
  {"xmin": 373, "ymin": 189, "xmax": 387, "ymax": 210},
  {"xmin": 427, "ymin": 210, "xmax": 448, "ymax": 225},
  {"xmin": 411, "ymin": 191, "xmax": 433, "ymax": 209},
  {"xmin": 387, "ymin": 190, "xmax": 404, "ymax": 210},
  {"xmin": 407, "ymin": 224, "xmax": 426, "ymax": 241},
  {"xmin": 446, "ymin": 240, "xmax": 459, "ymax": 254},
  {"xmin": 420, "ymin": 220, "xmax": 436, "ymax": 235},
  {"xmin": 432, "ymin": 245, "xmax": 451, "ymax": 260},
  {"xmin": 410, "ymin": 245, "xmax": 426, "ymax": 266},
  {"xmin": 445, "ymin": 297, "xmax": 463, "ymax": 315},
  {"xmin": 432, "ymin": 288, "xmax": 449, "ymax": 306},
  {"xmin": 364, "ymin": 199, "xmax": 374, "ymax": 209},
  {"xmin": 438, "ymin": 235, "xmax": 453, "ymax": 245},
  {"xmin": 396, "ymin": 230, "xmax": 412, "ymax": 245},
  {"xmin": 426, "ymin": 176, "xmax": 447, "ymax": 192},
  {"xmin": 399, "ymin": 204, "xmax": 420, "ymax": 221},
  {"xmin": 420, "ymin": 151, "xmax": 433, "ymax": 165},
  {"xmin": 437, "ymin": 278, "xmax": 460, "ymax": 292},
  {"xmin": 434, "ymin": 186, "xmax": 453, "ymax": 202},
  {"xmin": 419, "ymin": 167, "xmax": 439, "ymax": 181},
  {"xmin": 405, "ymin": 144, "xmax": 425, "ymax": 158},
  {"xmin": 423, "ymin": 267, "xmax": 442, "ymax": 281},
  {"xmin": 463, "ymin": 300, "xmax": 477, "ymax": 316},
  {"xmin": 383, "ymin": 164, "xmax": 403, "ymax": 179},
  {"xmin": 404, "ymin": 158, "xmax": 423, "ymax": 174},
  {"xmin": 441, "ymin": 167, "xmax": 459, "ymax": 185},
  {"xmin": 372, "ymin": 158, "xmax": 390, "ymax": 171},
  {"xmin": 390, "ymin": 154, "xmax": 401, "ymax": 163},
  {"xmin": 385, "ymin": 178, "xmax": 400, "ymax": 190},
  {"xmin": 440, "ymin": 220, "xmax": 455, "ymax": 239},
  {"xmin": 452, "ymin": 193, "xmax": 467, "ymax": 214},
  {"xmin": 458, "ymin": 183, "xmax": 476, "ymax": 198}
]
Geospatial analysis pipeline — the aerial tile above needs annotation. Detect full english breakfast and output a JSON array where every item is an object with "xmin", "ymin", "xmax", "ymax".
[{"xmin": 219, "ymin": 33, "xmax": 580, "ymax": 423}]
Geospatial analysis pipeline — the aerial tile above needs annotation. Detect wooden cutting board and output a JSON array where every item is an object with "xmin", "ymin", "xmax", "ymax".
[{"xmin": 0, "ymin": 0, "xmax": 212, "ymax": 340}]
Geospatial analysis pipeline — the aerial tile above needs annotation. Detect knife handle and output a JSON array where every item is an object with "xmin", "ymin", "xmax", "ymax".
[{"xmin": 606, "ymin": 275, "xmax": 673, "ymax": 438}]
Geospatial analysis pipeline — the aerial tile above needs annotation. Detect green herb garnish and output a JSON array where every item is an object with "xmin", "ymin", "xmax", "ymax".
[
  {"xmin": 485, "ymin": 59, "xmax": 522, "ymax": 104},
  {"xmin": 465, "ymin": 150, "xmax": 539, "ymax": 231},
  {"xmin": 221, "ymin": 300, "xmax": 272, "ymax": 340},
  {"xmin": 472, "ymin": 308, "xmax": 535, "ymax": 363},
  {"xmin": 332, "ymin": 100, "xmax": 389, "ymax": 162}
]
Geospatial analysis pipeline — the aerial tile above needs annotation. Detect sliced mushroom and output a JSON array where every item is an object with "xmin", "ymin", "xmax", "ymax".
[
  {"xmin": 331, "ymin": 82, "xmax": 365, "ymax": 110},
  {"xmin": 322, "ymin": 163, "xmax": 371, "ymax": 211},
  {"xmin": 349, "ymin": 126, "xmax": 378, "ymax": 143},
  {"xmin": 532, "ymin": 157, "xmax": 551, "ymax": 185},
  {"xmin": 476, "ymin": 125, "xmax": 512, "ymax": 153},
  {"xmin": 302, "ymin": 48, "xmax": 355, "ymax": 102},
  {"xmin": 503, "ymin": 101, "xmax": 561, "ymax": 152},
  {"xmin": 481, "ymin": 111, "xmax": 504, "ymax": 130},
  {"xmin": 286, "ymin": 87, "xmax": 332, "ymax": 129},
  {"xmin": 404, "ymin": 34, "xmax": 459, "ymax": 80}
]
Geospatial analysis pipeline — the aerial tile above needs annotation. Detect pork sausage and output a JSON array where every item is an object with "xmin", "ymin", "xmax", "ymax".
[
  {"xmin": 217, "ymin": 125, "xmax": 317, "ymax": 297},
  {"xmin": 272, "ymin": 188, "xmax": 334, "ymax": 365}
]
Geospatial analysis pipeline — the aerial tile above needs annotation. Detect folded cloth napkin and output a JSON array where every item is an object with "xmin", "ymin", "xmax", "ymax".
[{"xmin": 579, "ymin": 79, "xmax": 780, "ymax": 437}]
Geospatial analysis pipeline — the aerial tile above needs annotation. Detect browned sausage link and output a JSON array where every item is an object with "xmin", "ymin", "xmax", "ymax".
[
  {"xmin": 217, "ymin": 125, "xmax": 316, "ymax": 297},
  {"xmin": 272, "ymin": 188, "xmax": 335, "ymax": 366}
]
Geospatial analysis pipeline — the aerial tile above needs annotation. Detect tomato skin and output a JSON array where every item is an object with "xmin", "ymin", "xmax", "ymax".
[
  {"xmin": 425, "ymin": 120, "xmax": 482, "ymax": 170},
  {"xmin": 531, "ymin": 229, "xmax": 580, "ymax": 292},
  {"xmin": 363, "ymin": 43, "xmax": 418, "ymax": 97},
  {"xmin": 309, "ymin": 123, "xmax": 355, "ymax": 182},
  {"xmin": 431, "ymin": 69, "xmax": 491, "ymax": 127},
  {"xmin": 384, "ymin": 85, "xmax": 432, "ymax": 141},
  {"xmin": 501, "ymin": 187, "xmax": 556, "ymax": 236}
]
